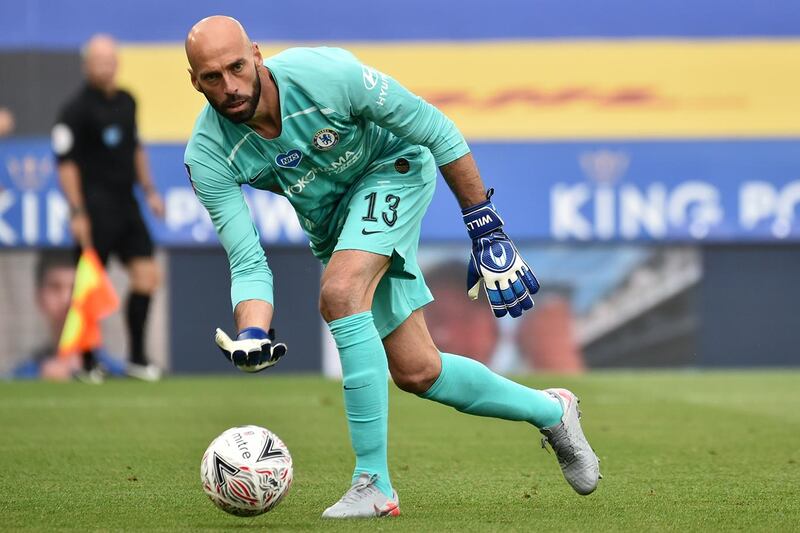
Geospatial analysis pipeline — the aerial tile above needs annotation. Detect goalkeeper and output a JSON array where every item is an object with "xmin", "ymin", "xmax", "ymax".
[{"xmin": 184, "ymin": 16, "xmax": 601, "ymax": 518}]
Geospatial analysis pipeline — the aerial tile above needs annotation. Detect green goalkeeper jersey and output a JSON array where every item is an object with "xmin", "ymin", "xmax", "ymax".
[{"xmin": 184, "ymin": 46, "xmax": 470, "ymax": 309}]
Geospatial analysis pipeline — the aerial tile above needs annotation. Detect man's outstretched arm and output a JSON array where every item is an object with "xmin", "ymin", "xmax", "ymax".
[{"xmin": 185, "ymin": 159, "xmax": 286, "ymax": 371}]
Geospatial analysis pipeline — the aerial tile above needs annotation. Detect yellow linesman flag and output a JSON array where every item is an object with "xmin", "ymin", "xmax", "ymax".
[{"xmin": 57, "ymin": 249, "xmax": 119, "ymax": 357}]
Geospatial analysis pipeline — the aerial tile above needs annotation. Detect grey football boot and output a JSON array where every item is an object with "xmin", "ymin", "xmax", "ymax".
[
  {"xmin": 540, "ymin": 388, "xmax": 602, "ymax": 495},
  {"xmin": 322, "ymin": 473, "xmax": 400, "ymax": 518}
]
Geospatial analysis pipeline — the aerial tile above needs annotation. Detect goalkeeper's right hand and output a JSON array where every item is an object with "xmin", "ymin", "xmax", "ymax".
[{"xmin": 214, "ymin": 327, "xmax": 287, "ymax": 373}]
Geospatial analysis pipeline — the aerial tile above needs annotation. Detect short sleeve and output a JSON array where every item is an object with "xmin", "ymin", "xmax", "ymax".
[{"xmin": 52, "ymin": 102, "xmax": 82, "ymax": 163}]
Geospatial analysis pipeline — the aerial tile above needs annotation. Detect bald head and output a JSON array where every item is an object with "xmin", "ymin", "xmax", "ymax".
[
  {"xmin": 185, "ymin": 16, "xmax": 265, "ymax": 124},
  {"xmin": 185, "ymin": 16, "xmax": 251, "ymax": 71},
  {"xmin": 83, "ymin": 34, "xmax": 118, "ymax": 91}
]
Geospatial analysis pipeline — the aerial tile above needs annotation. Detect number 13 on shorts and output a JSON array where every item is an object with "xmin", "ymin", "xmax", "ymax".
[{"xmin": 361, "ymin": 191, "xmax": 401, "ymax": 231}]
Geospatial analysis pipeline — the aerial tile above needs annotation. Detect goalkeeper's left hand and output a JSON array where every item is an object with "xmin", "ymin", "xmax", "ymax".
[
  {"xmin": 462, "ymin": 189, "xmax": 540, "ymax": 318},
  {"xmin": 214, "ymin": 327, "xmax": 287, "ymax": 372}
]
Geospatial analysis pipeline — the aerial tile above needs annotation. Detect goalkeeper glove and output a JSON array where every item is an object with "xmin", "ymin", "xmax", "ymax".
[
  {"xmin": 214, "ymin": 327, "xmax": 287, "ymax": 372},
  {"xmin": 462, "ymin": 189, "xmax": 540, "ymax": 318}
]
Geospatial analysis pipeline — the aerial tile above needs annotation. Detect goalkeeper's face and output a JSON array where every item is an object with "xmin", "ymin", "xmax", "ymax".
[
  {"xmin": 195, "ymin": 59, "xmax": 262, "ymax": 124},
  {"xmin": 212, "ymin": 61, "xmax": 261, "ymax": 123}
]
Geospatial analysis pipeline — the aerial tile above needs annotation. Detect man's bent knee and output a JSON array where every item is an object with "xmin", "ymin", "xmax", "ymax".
[
  {"xmin": 391, "ymin": 363, "xmax": 440, "ymax": 394},
  {"xmin": 320, "ymin": 250, "xmax": 390, "ymax": 322},
  {"xmin": 319, "ymin": 277, "xmax": 366, "ymax": 322}
]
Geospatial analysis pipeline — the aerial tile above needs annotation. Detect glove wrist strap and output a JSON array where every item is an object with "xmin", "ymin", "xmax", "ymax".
[
  {"xmin": 462, "ymin": 188, "xmax": 504, "ymax": 239},
  {"xmin": 237, "ymin": 327, "xmax": 269, "ymax": 340}
]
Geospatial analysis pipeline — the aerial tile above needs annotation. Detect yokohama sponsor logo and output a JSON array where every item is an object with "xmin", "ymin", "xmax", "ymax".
[
  {"xmin": 325, "ymin": 149, "xmax": 362, "ymax": 175},
  {"xmin": 283, "ymin": 170, "xmax": 317, "ymax": 197},
  {"xmin": 282, "ymin": 149, "xmax": 363, "ymax": 197}
]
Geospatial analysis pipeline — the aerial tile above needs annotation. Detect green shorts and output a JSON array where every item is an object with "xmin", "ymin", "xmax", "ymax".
[{"xmin": 327, "ymin": 152, "xmax": 437, "ymax": 338}]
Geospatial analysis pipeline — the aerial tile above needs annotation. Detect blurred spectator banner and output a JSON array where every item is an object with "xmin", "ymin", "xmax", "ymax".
[
  {"xmin": 112, "ymin": 41, "xmax": 800, "ymax": 143},
  {"xmin": 2, "ymin": 139, "xmax": 800, "ymax": 246},
  {"xmin": 0, "ymin": 140, "xmax": 305, "ymax": 247},
  {"xmin": 417, "ymin": 244, "xmax": 698, "ymax": 372}
]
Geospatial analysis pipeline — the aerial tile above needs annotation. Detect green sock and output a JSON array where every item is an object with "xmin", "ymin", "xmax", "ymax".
[
  {"xmin": 421, "ymin": 352, "xmax": 563, "ymax": 428},
  {"xmin": 328, "ymin": 312, "xmax": 393, "ymax": 497}
]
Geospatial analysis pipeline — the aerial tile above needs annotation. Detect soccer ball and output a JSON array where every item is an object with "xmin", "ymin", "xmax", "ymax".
[{"xmin": 200, "ymin": 425, "xmax": 293, "ymax": 516}]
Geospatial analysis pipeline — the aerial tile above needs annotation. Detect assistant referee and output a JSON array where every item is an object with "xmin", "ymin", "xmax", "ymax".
[{"xmin": 52, "ymin": 34, "xmax": 163, "ymax": 382}]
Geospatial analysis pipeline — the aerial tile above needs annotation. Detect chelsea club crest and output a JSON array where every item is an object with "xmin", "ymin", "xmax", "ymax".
[{"xmin": 312, "ymin": 128, "xmax": 339, "ymax": 151}]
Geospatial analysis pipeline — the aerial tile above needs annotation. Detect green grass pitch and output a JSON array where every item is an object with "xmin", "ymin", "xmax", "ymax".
[{"xmin": 1, "ymin": 371, "xmax": 799, "ymax": 531}]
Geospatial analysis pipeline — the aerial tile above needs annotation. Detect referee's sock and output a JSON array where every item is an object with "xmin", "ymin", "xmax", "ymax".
[
  {"xmin": 126, "ymin": 292, "xmax": 151, "ymax": 366},
  {"xmin": 81, "ymin": 350, "xmax": 97, "ymax": 371}
]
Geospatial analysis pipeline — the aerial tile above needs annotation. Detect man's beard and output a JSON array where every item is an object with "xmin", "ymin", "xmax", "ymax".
[{"xmin": 210, "ymin": 63, "xmax": 262, "ymax": 124}]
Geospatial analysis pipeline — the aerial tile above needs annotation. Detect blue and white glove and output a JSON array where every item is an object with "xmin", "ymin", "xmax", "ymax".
[
  {"xmin": 214, "ymin": 327, "xmax": 287, "ymax": 372},
  {"xmin": 462, "ymin": 189, "xmax": 540, "ymax": 318}
]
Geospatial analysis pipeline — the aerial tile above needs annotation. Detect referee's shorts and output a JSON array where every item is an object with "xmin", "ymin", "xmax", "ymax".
[{"xmin": 80, "ymin": 201, "xmax": 154, "ymax": 265}]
